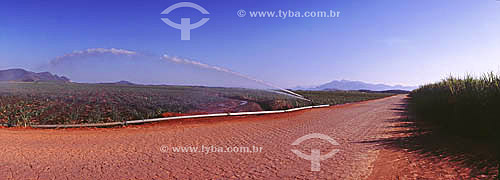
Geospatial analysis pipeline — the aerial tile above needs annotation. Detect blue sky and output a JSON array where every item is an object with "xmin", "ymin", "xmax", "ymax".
[{"xmin": 1, "ymin": 0, "xmax": 500, "ymax": 88}]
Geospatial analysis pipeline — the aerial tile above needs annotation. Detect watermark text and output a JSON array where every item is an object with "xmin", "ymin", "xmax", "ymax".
[{"xmin": 160, "ymin": 145, "xmax": 263, "ymax": 154}]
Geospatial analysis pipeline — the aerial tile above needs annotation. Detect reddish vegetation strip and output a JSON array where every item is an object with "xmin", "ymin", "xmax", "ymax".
[{"xmin": 0, "ymin": 95, "xmax": 482, "ymax": 179}]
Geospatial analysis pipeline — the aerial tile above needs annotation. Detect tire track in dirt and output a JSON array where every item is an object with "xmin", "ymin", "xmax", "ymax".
[{"xmin": 1, "ymin": 95, "xmax": 406, "ymax": 179}]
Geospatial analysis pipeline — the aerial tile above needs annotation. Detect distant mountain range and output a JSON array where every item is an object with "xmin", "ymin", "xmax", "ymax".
[
  {"xmin": 0, "ymin": 68, "xmax": 143, "ymax": 85},
  {"xmin": 294, "ymin": 80, "xmax": 417, "ymax": 91},
  {"xmin": 0, "ymin": 69, "xmax": 70, "ymax": 82},
  {"xmin": 99, "ymin": 80, "xmax": 137, "ymax": 85},
  {"xmin": 0, "ymin": 68, "xmax": 417, "ymax": 92}
]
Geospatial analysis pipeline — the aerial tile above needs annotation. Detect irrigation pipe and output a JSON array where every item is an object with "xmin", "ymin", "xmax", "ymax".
[{"xmin": 22, "ymin": 104, "xmax": 330, "ymax": 129}]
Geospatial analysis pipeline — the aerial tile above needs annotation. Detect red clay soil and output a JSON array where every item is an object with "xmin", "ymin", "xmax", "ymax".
[{"xmin": 0, "ymin": 95, "xmax": 493, "ymax": 179}]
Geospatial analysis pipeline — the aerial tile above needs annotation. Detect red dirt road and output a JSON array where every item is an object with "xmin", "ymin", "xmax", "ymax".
[{"xmin": 0, "ymin": 95, "xmax": 470, "ymax": 179}]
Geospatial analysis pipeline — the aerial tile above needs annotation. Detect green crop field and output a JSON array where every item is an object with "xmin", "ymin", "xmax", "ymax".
[
  {"xmin": 295, "ymin": 90, "xmax": 394, "ymax": 105},
  {"xmin": 0, "ymin": 82, "xmax": 393, "ymax": 126}
]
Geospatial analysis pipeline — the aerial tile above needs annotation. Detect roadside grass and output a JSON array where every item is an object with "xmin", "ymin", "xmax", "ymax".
[
  {"xmin": 409, "ymin": 72, "xmax": 500, "ymax": 138},
  {"xmin": 408, "ymin": 72, "xmax": 500, "ymax": 178}
]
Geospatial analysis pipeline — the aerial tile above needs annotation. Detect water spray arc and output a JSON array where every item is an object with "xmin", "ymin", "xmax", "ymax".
[
  {"xmin": 42, "ymin": 48, "xmax": 311, "ymax": 101},
  {"xmin": 162, "ymin": 55, "xmax": 311, "ymax": 101}
]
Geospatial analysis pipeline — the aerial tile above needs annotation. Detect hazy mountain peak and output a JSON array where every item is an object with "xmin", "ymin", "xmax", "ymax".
[
  {"xmin": 295, "ymin": 79, "xmax": 416, "ymax": 91},
  {"xmin": 0, "ymin": 68, "xmax": 70, "ymax": 82}
]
